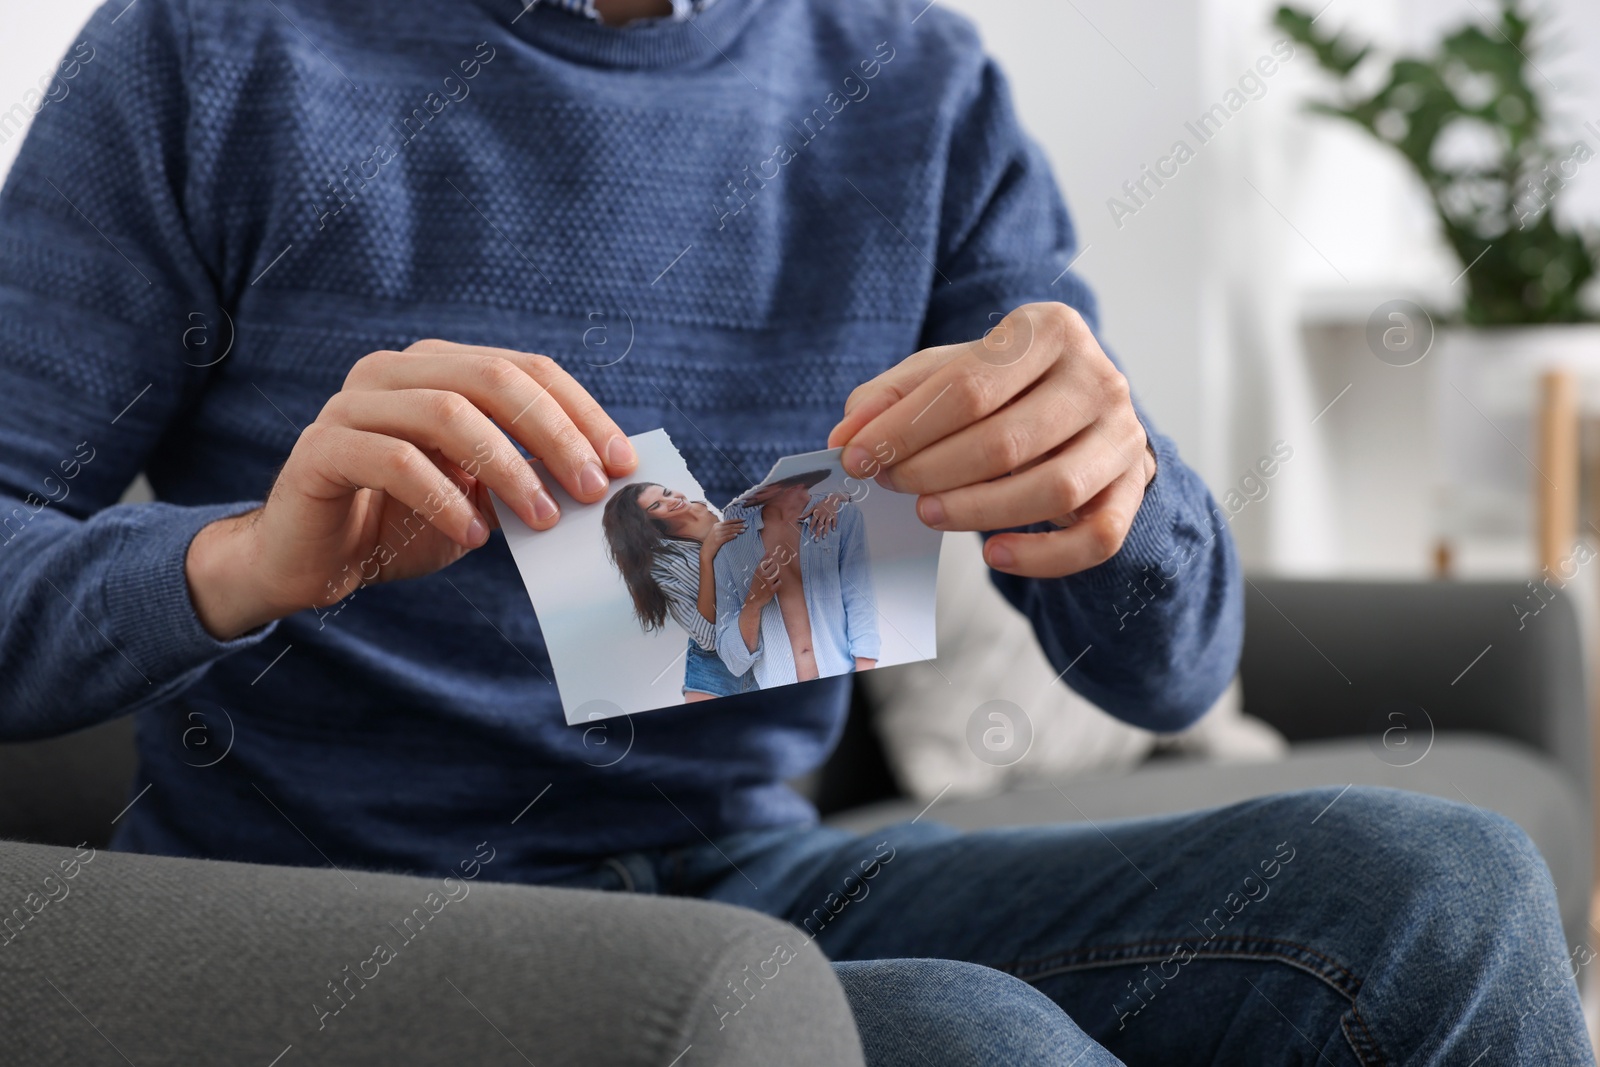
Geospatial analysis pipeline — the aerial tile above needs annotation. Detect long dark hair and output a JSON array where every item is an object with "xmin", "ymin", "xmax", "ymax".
[{"xmin": 602, "ymin": 482, "xmax": 683, "ymax": 633}]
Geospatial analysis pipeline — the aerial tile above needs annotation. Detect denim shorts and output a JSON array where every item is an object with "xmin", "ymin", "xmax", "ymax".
[{"xmin": 682, "ymin": 640, "xmax": 755, "ymax": 698}]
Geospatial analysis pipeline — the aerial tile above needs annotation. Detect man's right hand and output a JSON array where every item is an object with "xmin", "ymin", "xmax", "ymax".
[
  {"xmin": 736, "ymin": 554, "xmax": 785, "ymax": 653},
  {"xmin": 743, "ymin": 556, "xmax": 783, "ymax": 611},
  {"xmin": 185, "ymin": 340, "xmax": 637, "ymax": 640}
]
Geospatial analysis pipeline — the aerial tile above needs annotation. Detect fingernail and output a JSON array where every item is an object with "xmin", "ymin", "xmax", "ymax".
[
  {"xmin": 578, "ymin": 462, "xmax": 608, "ymax": 497},
  {"xmin": 918, "ymin": 496, "xmax": 945, "ymax": 527},
  {"xmin": 842, "ymin": 446, "xmax": 871, "ymax": 477},
  {"xmin": 606, "ymin": 435, "xmax": 636, "ymax": 469},
  {"xmin": 987, "ymin": 541, "xmax": 1015, "ymax": 568},
  {"xmin": 531, "ymin": 489, "xmax": 559, "ymax": 523},
  {"xmin": 466, "ymin": 517, "xmax": 489, "ymax": 547}
]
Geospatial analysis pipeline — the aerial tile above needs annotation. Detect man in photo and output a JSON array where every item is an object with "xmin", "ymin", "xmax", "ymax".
[{"xmin": 714, "ymin": 470, "xmax": 878, "ymax": 688}]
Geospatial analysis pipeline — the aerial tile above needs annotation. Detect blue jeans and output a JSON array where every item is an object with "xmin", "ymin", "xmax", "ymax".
[
  {"xmin": 682, "ymin": 640, "xmax": 755, "ymax": 698},
  {"xmin": 550, "ymin": 787, "xmax": 1592, "ymax": 1065}
]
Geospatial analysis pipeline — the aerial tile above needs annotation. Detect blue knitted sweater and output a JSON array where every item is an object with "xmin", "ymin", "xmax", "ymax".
[{"xmin": 0, "ymin": 0, "xmax": 1241, "ymax": 882}]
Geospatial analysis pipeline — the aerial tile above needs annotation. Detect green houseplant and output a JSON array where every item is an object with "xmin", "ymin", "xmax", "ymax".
[
  {"xmin": 1274, "ymin": 1, "xmax": 1596, "ymax": 325},
  {"xmin": 1277, "ymin": 2, "xmax": 1600, "ymax": 572}
]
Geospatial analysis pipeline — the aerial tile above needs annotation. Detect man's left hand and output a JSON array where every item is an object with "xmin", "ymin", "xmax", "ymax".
[{"xmin": 827, "ymin": 302, "xmax": 1157, "ymax": 580}]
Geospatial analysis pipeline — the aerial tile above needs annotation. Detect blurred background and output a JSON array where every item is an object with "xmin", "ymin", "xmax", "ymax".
[{"xmin": 940, "ymin": 0, "xmax": 1600, "ymax": 581}]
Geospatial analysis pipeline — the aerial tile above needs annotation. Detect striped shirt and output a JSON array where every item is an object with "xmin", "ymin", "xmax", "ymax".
[
  {"xmin": 650, "ymin": 540, "xmax": 717, "ymax": 651},
  {"xmin": 523, "ymin": 0, "xmax": 717, "ymax": 22}
]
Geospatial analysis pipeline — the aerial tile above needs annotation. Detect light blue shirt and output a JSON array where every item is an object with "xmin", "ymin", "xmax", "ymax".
[{"xmin": 713, "ymin": 498, "xmax": 879, "ymax": 688}]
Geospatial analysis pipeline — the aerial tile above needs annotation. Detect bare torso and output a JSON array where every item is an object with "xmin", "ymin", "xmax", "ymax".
[{"xmin": 759, "ymin": 514, "xmax": 817, "ymax": 681}]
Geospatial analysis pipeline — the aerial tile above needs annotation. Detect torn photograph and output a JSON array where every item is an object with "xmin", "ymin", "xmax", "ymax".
[{"xmin": 496, "ymin": 430, "xmax": 942, "ymax": 724}]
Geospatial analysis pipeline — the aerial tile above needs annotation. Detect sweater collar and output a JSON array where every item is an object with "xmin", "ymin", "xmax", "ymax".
[
  {"xmin": 519, "ymin": 0, "xmax": 718, "ymax": 23},
  {"xmin": 486, "ymin": 0, "xmax": 762, "ymax": 70}
]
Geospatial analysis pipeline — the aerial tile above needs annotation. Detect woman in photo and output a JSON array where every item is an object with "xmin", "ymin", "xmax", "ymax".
[
  {"xmin": 603, "ymin": 483, "xmax": 848, "ymax": 702},
  {"xmin": 602, "ymin": 483, "xmax": 754, "ymax": 701}
]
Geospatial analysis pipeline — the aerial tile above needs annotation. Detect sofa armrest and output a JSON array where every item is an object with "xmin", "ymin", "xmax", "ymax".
[
  {"xmin": 0, "ymin": 839, "xmax": 864, "ymax": 1067},
  {"xmin": 1239, "ymin": 578, "xmax": 1590, "ymax": 799}
]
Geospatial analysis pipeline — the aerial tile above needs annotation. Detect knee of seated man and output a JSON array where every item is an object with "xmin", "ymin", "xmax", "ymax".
[
  {"xmin": 1295, "ymin": 787, "xmax": 1554, "ymax": 917},
  {"xmin": 835, "ymin": 959, "xmax": 1080, "ymax": 1045}
]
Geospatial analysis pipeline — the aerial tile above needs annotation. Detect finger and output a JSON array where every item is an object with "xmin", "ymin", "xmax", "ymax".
[
  {"xmin": 883, "ymin": 372, "xmax": 1100, "ymax": 495},
  {"xmin": 406, "ymin": 340, "xmax": 638, "ymax": 475},
  {"xmin": 982, "ymin": 466, "xmax": 1148, "ymax": 579},
  {"xmin": 917, "ymin": 425, "xmax": 1134, "ymax": 532},
  {"xmin": 473, "ymin": 479, "xmax": 502, "ymax": 531},
  {"xmin": 427, "ymin": 449, "xmax": 500, "ymax": 533},
  {"xmin": 350, "ymin": 343, "xmax": 633, "ymax": 503},
  {"xmin": 839, "ymin": 305, "xmax": 1078, "ymax": 478},
  {"xmin": 428, "ymin": 450, "xmax": 503, "ymax": 533},
  {"xmin": 433, "ymin": 447, "xmax": 481, "ymax": 505},
  {"xmin": 826, "ymin": 342, "xmax": 966, "ymax": 449},
  {"xmin": 295, "ymin": 423, "xmax": 487, "ymax": 548},
  {"xmin": 324, "ymin": 389, "xmax": 561, "ymax": 530}
]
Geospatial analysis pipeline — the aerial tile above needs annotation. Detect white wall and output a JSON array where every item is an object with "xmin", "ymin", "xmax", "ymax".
[
  {"xmin": 941, "ymin": 0, "xmax": 1218, "ymax": 478},
  {"xmin": 0, "ymin": 1, "xmax": 103, "ymax": 179},
  {"xmin": 957, "ymin": 0, "xmax": 1600, "ymax": 573}
]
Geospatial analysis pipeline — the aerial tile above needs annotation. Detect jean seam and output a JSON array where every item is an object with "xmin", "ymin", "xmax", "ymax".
[
  {"xmin": 1342, "ymin": 1006, "xmax": 1391, "ymax": 1067},
  {"xmin": 997, "ymin": 935, "xmax": 1362, "ymax": 1000},
  {"xmin": 994, "ymin": 936, "xmax": 1391, "ymax": 1067}
]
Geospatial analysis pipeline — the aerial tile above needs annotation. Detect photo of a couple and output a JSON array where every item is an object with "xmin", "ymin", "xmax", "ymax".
[
  {"xmin": 602, "ymin": 468, "xmax": 878, "ymax": 699},
  {"xmin": 498, "ymin": 430, "xmax": 938, "ymax": 722}
]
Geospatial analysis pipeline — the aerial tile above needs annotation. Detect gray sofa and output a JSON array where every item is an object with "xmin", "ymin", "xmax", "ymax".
[
  {"xmin": 0, "ymin": 579, "xmax": 1589, "ymax": 1063},
  {"xmin": 823, "ymin": 579, "xmax": 1592, "ymax": 949}
]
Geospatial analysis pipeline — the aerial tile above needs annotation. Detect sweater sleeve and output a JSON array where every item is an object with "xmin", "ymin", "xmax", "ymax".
[
  {"xmin": 0, "ymin": 0, "xmax": 274, "ymax": 741},
  {"xmin": 918, "ymin": 55, "xmax": 1242, "ymax": 733}
]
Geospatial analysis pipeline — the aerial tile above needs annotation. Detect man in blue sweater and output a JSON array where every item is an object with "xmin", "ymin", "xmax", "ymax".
[{"xmin": 0, "ymin": 0, "xmax": 1587, "ymax": 1063}]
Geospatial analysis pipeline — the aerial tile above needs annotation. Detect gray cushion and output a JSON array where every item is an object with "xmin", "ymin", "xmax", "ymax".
[
  {"xmin": 0, "ymin": 838, "xmax": 865, "ymax": 1067},
  {"xmin": 826, "ymin": 734, "xmax": 1589, "ymax": 947}
]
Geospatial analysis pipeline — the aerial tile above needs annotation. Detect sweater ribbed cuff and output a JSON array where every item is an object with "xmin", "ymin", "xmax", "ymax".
[{"xmin": 101, "ymin": 501, "xmax": 277, "ymax": 686}]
